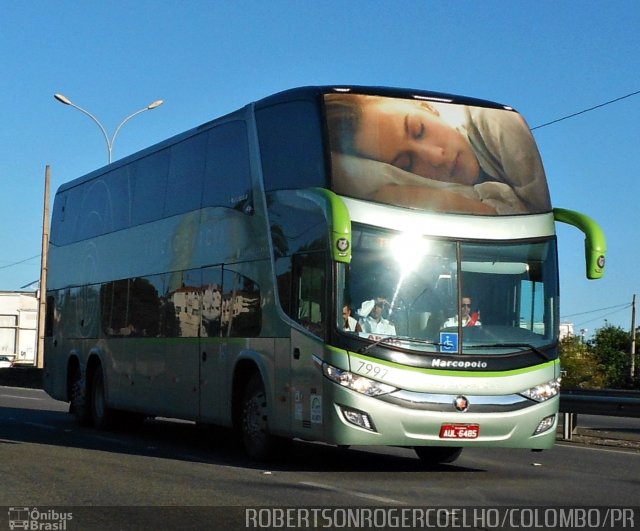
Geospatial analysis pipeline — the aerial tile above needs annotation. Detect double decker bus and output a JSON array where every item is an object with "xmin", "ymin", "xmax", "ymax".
[{"xmin": 44, "ymin": 86, "xmax": 605, "ymax": 464}]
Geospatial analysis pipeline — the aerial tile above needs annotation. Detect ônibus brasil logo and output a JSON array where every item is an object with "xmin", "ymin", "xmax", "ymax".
[{"xmin": 8, "ymin": 508, "xmax": 73, "ymax": 530}]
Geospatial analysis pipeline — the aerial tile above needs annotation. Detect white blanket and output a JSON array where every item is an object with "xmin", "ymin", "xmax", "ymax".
[{"xmin": 331, "ymin": 153, "xmax": 528, "ymax": 214}]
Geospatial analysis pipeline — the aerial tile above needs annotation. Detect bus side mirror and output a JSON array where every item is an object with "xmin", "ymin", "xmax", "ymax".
[
  {"xmin": 554, "ymin": 208, "xmax": 606, "ymax": 279},
  {"xmin": 585, "ymin": 240, "xmax": 606, "ymax": 279}
]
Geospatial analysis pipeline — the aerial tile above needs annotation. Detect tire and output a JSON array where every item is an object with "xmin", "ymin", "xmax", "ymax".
[
  {"xmin": 90, "ymin": 366, "xmax": 113, "ymax": 430},
  {"xmin": 69, "ymin": 365, "xmax": 91, "ymax": 426},
  {"xmin": 240, "ymin": 373, "xmax": 277, "ymax": 461},
  {"xmin": 414, "ymin": 446, "xmax": 463, "ymax": 466}
]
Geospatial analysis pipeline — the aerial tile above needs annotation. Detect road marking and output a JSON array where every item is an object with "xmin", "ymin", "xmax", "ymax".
[
  {"xmin": 87, "ymin": 434, "xmax": 136, "ymax": 446},
  {"xmin": 22, "ymin": 421, "xmax": 57, "ymax": 431},
  {"xmin": 299, "ymin": 481, "xmax": 405, "ymax": 504},
  {"xmin": 556, "ymin": 441, "xmax": 640, "ymax": 455}
]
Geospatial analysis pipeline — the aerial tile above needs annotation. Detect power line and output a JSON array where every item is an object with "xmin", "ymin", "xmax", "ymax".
[
  {"xmin": 561, "ymin": 302, "xmax": 631, "ymax": 320},
  {"xmin": 560, "ymin": 301, "xmax": 633, "ymax": 330},
  {"xmin": 531, "ymin": 89, "xmax": 640, "ymax": 130},
  {"xmin": 0, "ymin": 254, "xmax": 41, "ymax": 271},
  {"xmin": 574, "ymin": 306, "xmax": 633, "ymax": 329}
]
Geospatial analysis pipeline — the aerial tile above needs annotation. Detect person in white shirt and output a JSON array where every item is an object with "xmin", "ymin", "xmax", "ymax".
[
  {"xmin": 358, "ymin": 298, "xmax": 397, "ymax": 335},
  {"xmin": 342, "ymin": 305, "xmax": 362, "ymax": 332},
  {"xmin": 444, "ymin": 296, "xmax": 481, "ymax": 328}
]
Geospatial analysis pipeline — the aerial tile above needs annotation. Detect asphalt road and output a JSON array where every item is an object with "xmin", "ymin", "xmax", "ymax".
[{"xmin": 1, "ymin": 386, "xmax": 639, "ymax": 530}]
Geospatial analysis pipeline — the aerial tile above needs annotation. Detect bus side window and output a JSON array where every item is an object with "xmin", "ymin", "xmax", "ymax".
[
  {"xmin": 128, "ymin": 276, "xmax": 164, "ymax": 338},
  {"xmin": 101, "ymin": 279, "xmax": 130, "ymax": 336},
  {"xmin": 221, "ymin": 270, "xmax": 262, "ymax": 338},
  {"xmin": 203, "ymin": 121, "xmax": 252, "ymax": 210},
  {"xmin": 130, "ymin": 149, "xmax": 170, "ymax": 227},
  {"xmin": 256, "ymin": 100, "xmax": 327, "ymax": 192},
  {"xmin": 165, "ymin": 134, "xmax": 207, "ymax": 217},
  {"xmin": 201, "ymin": 266, "xmax": 223, "ymax": 338},
  {"xmin": 292, "ymin": 252, "xmax": 326, "ymax": 338}
]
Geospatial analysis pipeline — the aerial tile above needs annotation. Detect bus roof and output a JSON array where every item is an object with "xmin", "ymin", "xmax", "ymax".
[
  {"xmin": 255, "ymin": 85, "xmax": 513, "ymax": 112},
  {"xmin": 56, "ymin": 85, "xmax": 516, "ymax": 195}
]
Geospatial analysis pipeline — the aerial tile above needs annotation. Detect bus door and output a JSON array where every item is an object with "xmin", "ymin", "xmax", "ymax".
[{"xmin": 289, "ymin": 253, "xmax": 327, "ymax": 438}]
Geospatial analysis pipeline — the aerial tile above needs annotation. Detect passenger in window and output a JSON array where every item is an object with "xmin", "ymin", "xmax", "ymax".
[
  {"xmin": 443, "ymin": 296, "xmax": 481, "ymax": 328},
  {"xmin": 358, "ymin": 297, "xmax": 397, "ymax": 335},
  {"xmin": 342, "ymin": 305, "xmax": 362, "ymax": 333},
  {"xmin": 325, "ymin": 94, "xmax": 550, "ymax": 215}
]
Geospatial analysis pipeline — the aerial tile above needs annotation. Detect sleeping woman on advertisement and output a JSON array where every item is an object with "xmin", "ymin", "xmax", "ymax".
[{"xmin": 325, "ymin": 93, "xmax": 551, "ymax": 215}]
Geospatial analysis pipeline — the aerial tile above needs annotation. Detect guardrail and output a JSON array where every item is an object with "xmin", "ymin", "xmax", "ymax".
[{"xmin": 559, "ymin": 389, "xmax": 640, "ymax": 440}]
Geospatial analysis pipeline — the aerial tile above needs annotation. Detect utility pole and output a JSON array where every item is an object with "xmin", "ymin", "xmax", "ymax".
[
  {"xmin": 37, "ymin": 166, "xmax": 51, "ymax": 369},
  {"xmin": 631, "ymin": 294, "xmax": 637, "ymax": 382}
]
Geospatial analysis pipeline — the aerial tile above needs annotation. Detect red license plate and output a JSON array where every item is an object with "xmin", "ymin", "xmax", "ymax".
[{"xmin": 439, "ymin": 423, "xmax": 480, "ymax": 439}]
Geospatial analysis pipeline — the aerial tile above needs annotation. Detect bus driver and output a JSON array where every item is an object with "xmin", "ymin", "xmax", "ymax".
[{"xmin": 444, "ymin": 296, "xmax": 481, "ymax": 328}]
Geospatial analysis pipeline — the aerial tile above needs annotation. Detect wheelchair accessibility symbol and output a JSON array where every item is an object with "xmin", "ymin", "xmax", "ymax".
[{"xmin": 439, "ymin": 332, "xmax": 458, "ymax": 352}]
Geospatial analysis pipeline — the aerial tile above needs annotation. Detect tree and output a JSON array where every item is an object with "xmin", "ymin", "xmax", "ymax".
[
  {"xmin": 559, "ymin": 335, "xmax": 606, "ymax": 389},
  {"xmin": 588, "ymin": 323, "xmax": 632, "ymax": 388}
]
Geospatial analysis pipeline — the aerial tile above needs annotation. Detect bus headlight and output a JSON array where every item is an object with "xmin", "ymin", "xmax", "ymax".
[
  {"xmin": 533, "ymin": 414, "xmax": 557, "ymax": 435},
  {"xmin": 340, "ymin": 406, "xmax": 377, "ymax": 431},
  {"xmin": 520, "ymin": 378, "xmax": 561, "ymax": 402},
  {"xmin": 318, "ymin": 360, "xmax": 397, "ymax": 397}
]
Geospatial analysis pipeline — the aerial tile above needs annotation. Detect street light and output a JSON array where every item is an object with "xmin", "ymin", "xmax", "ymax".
[
  {"xmin": 580, "ymin": 328, "xmax": 588, "ymax": 343},
  {"xmin": 54, "ymin": 93, "xmax": 164, "ymax": 163}
]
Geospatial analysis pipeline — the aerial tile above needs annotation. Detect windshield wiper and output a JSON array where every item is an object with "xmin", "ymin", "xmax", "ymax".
[
  {"xmin": 358, "ymin": 335, "xmax": 442, "ymax": 354},
  {"xmin": 464, "ymin": 342, "xmax": 551, "ymax": 361}
]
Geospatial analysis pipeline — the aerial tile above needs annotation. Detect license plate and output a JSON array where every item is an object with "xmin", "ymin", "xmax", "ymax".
[{"xmin": 439, "ymin": 423, "xmax": 480, "ymax": 439}]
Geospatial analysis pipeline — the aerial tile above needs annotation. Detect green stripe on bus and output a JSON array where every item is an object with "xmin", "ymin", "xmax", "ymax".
[{"xmin": 326, "ymin": 346, "xmax": 559, "ymax": 377}]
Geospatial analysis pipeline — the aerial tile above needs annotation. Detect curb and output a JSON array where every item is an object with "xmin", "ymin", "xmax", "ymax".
[{"xmin": 557, "ymin": 427, "xmax": 640, "ymax": 450}]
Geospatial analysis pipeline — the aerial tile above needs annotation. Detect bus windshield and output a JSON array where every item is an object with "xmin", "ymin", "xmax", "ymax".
[{"xmin": 337, "ymin": 225, "xmax": 558, "ymax": 354}]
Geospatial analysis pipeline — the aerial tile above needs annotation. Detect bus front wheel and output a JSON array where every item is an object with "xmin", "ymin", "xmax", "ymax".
[
  {"xmin": 414, "ymin": 446, "xmax": 463, "ymax": 466},
  {"xmin": 240, "ymin": 374, "xmax": 276, "ymax": 461}
]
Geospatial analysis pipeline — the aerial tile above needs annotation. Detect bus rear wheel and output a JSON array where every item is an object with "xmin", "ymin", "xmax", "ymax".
[
  {"xmin": 69, "ymin": 365, "xmax": 91, "ymax": 426},
  {"xmin": 414, "ymin": 446, "xmax": 463, "ymax": 466},
  {"xmin": 90, "ymin": 366, "xmax": 114, "ymax": 430},
  {"xmin": 240, "ymin": 374, "xmax": 277, "ymax": 461}
]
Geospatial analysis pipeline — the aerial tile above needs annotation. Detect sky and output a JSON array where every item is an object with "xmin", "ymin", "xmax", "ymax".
[{"xmin": 1, "ymin": 0, "xmax": 638, "ymax": 338}]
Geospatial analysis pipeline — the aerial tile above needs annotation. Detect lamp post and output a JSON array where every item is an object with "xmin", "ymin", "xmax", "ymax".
[
  {"xmin": 580, "ymin": 328, "xmax": 588, "ymax": 344},
  {"xmin": 54, "ymin": 93, "xmax": 164, "ymax": 163}
]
